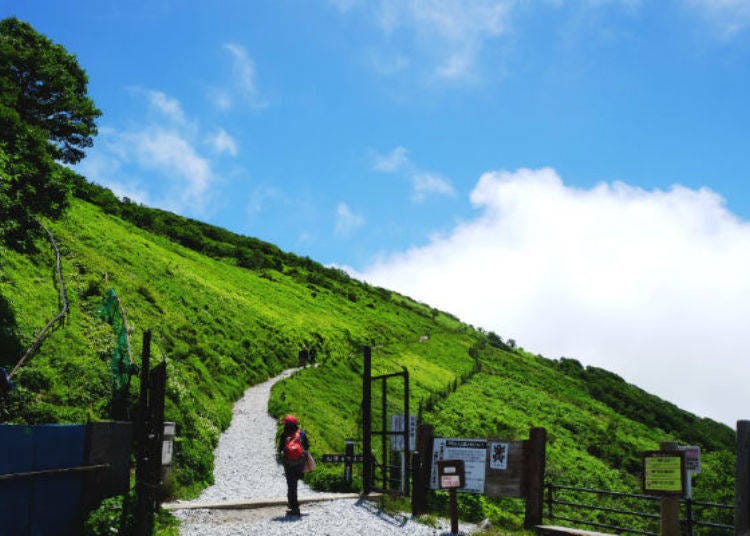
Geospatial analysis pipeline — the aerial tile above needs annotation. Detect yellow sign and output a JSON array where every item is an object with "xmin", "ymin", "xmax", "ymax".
[{"xmin": 644, "ymin": 454, "xmax": 683, "ymax": 493}]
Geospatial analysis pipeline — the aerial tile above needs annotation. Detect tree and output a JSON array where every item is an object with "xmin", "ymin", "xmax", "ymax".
[{"xmin": 0, "ymin": 17, "xmax": 101, "ymax": 247}]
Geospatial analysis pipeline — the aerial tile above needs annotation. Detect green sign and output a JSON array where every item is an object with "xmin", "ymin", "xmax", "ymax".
[{"xmin": 643, "ymin": 451, "xmax": 685, "ymax": 496}]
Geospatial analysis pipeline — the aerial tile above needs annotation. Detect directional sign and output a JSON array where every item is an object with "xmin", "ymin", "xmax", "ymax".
[
  {"xmin": 321, "ymin": 454, "xmax": 364, "ymax": 463},
  {"xmin": 642, "ymin": 450, "xmax": 686, "ymax": 496},
  {"xmin": 391, "ymin": 414, "xmax": 417, "ymax": 452},
  {"xmin": 679, "ymin": 445, "xmax": 701, "ymax": 474}
]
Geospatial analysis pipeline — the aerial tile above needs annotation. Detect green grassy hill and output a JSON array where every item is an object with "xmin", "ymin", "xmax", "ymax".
[{"xmin": 0, "ymin": 191, "xmax": 736, "ymax": 530}]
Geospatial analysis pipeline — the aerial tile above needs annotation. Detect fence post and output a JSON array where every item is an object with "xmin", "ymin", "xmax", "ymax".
[
  {"xmin": 362, "ymin": 346, "xmax": 372, "ymax": 494},
  {"xmin": 344, "ymin": 440, "xmax": 354, "ymax": 485},
  {"xmin": 737, "ymin": 420, "xmax": 750, "ymax": 536},
  {"xmin": 685, "ymin": 497, "xmax": 694, "ymax": 536},
  {"xmin": 660, "ymin": 441, "xmax": 681, "ymax": 536},
  {"xmin": 524, "ymin": 427, "xmax": 547, "ymax": 529},
  {"xmin": 546, "ymin": 483, "xmax": 554, "ymax": 522},
  {"xmin": 412, "ymin": 423, "xmax": 434, "ymax": 516},
  {"xmin": 134, "ymin": 330, "xmax": 152, "ymax": 536}
]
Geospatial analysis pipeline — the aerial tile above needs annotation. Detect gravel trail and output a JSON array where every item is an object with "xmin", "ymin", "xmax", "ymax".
[{"xmin": 174, "ymin": 368, "xmax": 471, "ymax": 535}]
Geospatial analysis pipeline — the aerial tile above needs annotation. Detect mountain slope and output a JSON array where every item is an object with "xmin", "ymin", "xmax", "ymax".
[{"xmin": 0, "ymin": 195, "xmax": 735, "ymax": 524}]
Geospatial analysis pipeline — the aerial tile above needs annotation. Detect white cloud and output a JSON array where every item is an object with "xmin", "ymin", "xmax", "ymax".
[
  {"xmin": 685, "ymin": 0, "xmax": 750, "ymax": 37},
  {"xmin": 335, "ymin": 202, "xmax": 365, "ymax": 237},
  {"xmin": 372, "ymin": 0, "xmax": 515, "ymax": 81},
  {"xmin": 360, "ymin": 167, "xmax": 750, "ymax": 426},
  {"xmin": 80, "ymin": 88, "xmax": 223, "ymax": 215},
  {"xmin": 209, "ymin": 128, "xmax": 238, "ymax": 156},
  {"xmin": 373, "ymin": 146, "xmax": 410, "ymax": 172},
  {"xmin": 128, "ymin": 87, "xmax": 188, "ymax": 124},
  {"xmin": 145, "ymin": 90, "xmax": 187, "ymax": 124},
  {"xmin": 413, "ymin": 172, "xmax": 455, "ymax": 202},
  {"xmin": 222, "ymin": 43, "xmax": 267, "ymax": 109},
  {"xmin": 373, "ymin": 146, "xmax": 455, "ymax": 201},
  {"xmin": 123, "ymin": 127, "xmax": 215, "ymax": 211}
]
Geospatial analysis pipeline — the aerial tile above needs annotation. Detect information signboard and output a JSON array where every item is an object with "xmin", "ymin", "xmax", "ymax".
[
  {"xmin": 438, "ymin": 460, "xmax": 465, "ymax": 489},
  {"xmin": 430, "ymin": 438, "xmax": 488, "ymax": 494},
  {"xmin": 489, "ymin": 442, "xmax": 509, "ymax": 470},
  {"xmin": 391, "ymin": 414, "xmax": 417, "ymax": 452},
  {"xmin": 679, "ymin": 445, "xmax": 701, "ymax": 474},
  {"xmin": 642, "ymin": 450, "xmax": 686, "ymax": 496}
]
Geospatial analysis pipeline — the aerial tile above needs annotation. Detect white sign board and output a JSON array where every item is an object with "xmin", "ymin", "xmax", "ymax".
[
  {"xmin": 679, "ymin": 445, "xmax": 701, "ymax": 474},
  {"xmin": 390, "ymin": 414, "xmax": 417, "ymax": 452},
  {"xmin": 430, "ymin": 438, "xmax": 487, "ymax": 494},
  {"xmin": 489, "ymin": 442, "xmax": 509, "ymax": 470}
]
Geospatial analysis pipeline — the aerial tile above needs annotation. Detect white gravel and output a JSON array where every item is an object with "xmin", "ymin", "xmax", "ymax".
[{"xmin": 174, "ymin": 368, "xmax": 474, "ymax": 536}]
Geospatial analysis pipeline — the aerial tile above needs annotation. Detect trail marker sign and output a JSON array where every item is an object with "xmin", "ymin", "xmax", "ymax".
[
  {"xmin": 679, "ymin": 445, "xmax": 701, "ymax": 474},
  {"xmin": 642, "ymin": 450, "xmax": 686, "ymax": 497},
  {"xmin": 438, "ymin": 460, "xmax": 465, "ymax": 490},
  {"xmin": 390, "ymin": 414, "xmax": 417, "ymax": 452}
]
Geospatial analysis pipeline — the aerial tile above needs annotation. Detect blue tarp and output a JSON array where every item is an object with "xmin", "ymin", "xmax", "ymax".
[{"xmin": 0, "ymin": 424, "xmax": 86, "ymax": 535}]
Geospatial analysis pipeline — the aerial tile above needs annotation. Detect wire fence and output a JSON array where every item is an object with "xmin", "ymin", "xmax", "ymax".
[{"xmin": 545, "ymin": 483, "xmax": 733, "ymax": 535}]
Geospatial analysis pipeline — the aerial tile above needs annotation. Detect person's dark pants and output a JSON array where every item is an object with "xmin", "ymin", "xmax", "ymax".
[{"xmin": 285, "ymin": 461, "xmax": 304, "ymax": 512}]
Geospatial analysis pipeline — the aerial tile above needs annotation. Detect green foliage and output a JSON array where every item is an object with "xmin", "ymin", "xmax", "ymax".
[
  {"xmin": 0, "ymin": 198, "xmax": 467, "ymax": 499},
  {"xmin": 0, "ymin": 18, "xmax": 100, "ymax": 247},
  {"xmin": 0, "ymin": 190, "xmax": 736, "ymax": 532},
  {"xmin": 554, "ymin": 361, "xmax": 735, "ymax": 451}
]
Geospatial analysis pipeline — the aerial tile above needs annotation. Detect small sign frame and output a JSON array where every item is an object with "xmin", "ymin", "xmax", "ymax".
[
  {"xmin": 437, "ymin": 460, "xmax": 466, "ymax": 490},
  {"xmin": 642, "ymin": 450, "xmax": 686, "ymax": 497}
]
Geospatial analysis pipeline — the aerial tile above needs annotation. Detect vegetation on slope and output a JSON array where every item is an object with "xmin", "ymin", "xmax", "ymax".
[
  {"xmin": 0, "ymin": 197, "xmax": 472, "ymax": 497},
  {"xmin": 0, "ymin": 191, "xmax": 736, "ymax": 530}
]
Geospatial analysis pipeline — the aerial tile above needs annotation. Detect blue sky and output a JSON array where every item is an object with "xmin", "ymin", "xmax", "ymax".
[{"xmin": 7, "ymin": 1, "xmax": 750, "ymax": 426}]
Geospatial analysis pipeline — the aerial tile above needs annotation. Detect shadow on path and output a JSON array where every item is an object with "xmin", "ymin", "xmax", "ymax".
[{"xmin": 355, "ymin": 498, "xmax": 409, "ymax": 528}]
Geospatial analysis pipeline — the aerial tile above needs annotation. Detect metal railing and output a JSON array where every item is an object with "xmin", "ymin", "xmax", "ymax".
[{"xmin": 545, "ymin": 483, "xmax": 733, "ymax": 535}]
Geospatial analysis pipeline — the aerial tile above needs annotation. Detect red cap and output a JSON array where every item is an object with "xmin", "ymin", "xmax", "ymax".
[{"xmin": 282, "ymin": 415, "xmax": 299, "ymax": 425}]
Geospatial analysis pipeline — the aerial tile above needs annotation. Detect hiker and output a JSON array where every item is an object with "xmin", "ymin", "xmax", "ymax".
[
  {"xmin": 298, "ymin": 345, "xmax": 309, "ymax": 367},
  {"xmin": 278, "ymin": 414, "xmax": 309, "ymax": 516}
]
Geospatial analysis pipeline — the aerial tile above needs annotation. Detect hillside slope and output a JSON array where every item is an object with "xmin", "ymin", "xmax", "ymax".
[{"xmin": 0, "ymin": 195, "xmax": 735, "ymax": 523}]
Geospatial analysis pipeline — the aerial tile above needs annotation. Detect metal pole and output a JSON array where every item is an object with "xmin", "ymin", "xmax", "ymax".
[
  {"xmin": 135, "ymin": 330, "xmax": 152, "ymax": 536},
  {"xmin": 547, "ymin": 483, "xmax": 554, "ymax": 522},
  {"xmin": 403, "ymin": 367, "xmax": 410, "ymax": 497},
  {"xmin": 737, "ymin": 420, "xmax": 750, "ymax": 536},
  {"xmin": 382, "ymin": 377, "xmax": 387, "ymax": 491},
  {"xmin": 345, "ymin": 440, "xmax": 354, "ymax": 485},
  {"xmin": 362, "ymin": 346, "xmax": 372, "ymax": 494}
]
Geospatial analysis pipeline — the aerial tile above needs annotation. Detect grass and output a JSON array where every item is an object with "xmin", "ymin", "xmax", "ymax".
[{"xmin": 0, "ymin": 196, "xmax": 737, "ymax": 533}]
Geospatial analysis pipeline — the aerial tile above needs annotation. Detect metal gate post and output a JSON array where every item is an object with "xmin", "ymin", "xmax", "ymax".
[
  {"xmin": 362, "ymin": 346, "xmax": 372, "ymax": 494},
  {"xmin": 403, "ymin": 366, "xmax": 410, "ymax": 497},
  {"xmin": 381, "ymin": 377, "xmax": 387, "ymax": 491},
  {"xmin": 737, "ymin": 420, "xmax": 750, "ymax": 536}
]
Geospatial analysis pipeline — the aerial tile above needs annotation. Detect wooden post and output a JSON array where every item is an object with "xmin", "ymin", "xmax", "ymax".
[
  {"xmin": 524, "ymin": 427, "xmax": 547, "ymax": 529},
  {"xmin": 412, "ymin": 424, "xmax": 434, "ymax": 516},
  {"xmin": 737, "ymin": 421, "xmax": 750, "ymax": 536},
  {"xmin": 362, "ymin": 346, "xmax": 372, "ymax": 494},
  {"xmin": 147, "ymin": 362, "xmax": 167, "ymax": 504},
  {"xmin": 134, "ymin": 330, "xmax": 152, "ymax": 536},
  {"xmin": 660, "ymin": 441, "xmax": 681, "ymax": 536},
  {"xmin": 449, "ymin": 488, "xmax": 459, "ymax": 535}
]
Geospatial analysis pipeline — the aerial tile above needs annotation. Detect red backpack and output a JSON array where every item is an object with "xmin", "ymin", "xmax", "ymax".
[{"xmin": 284, "ymin": 430, "xmax": 305, "ymax": 460}]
